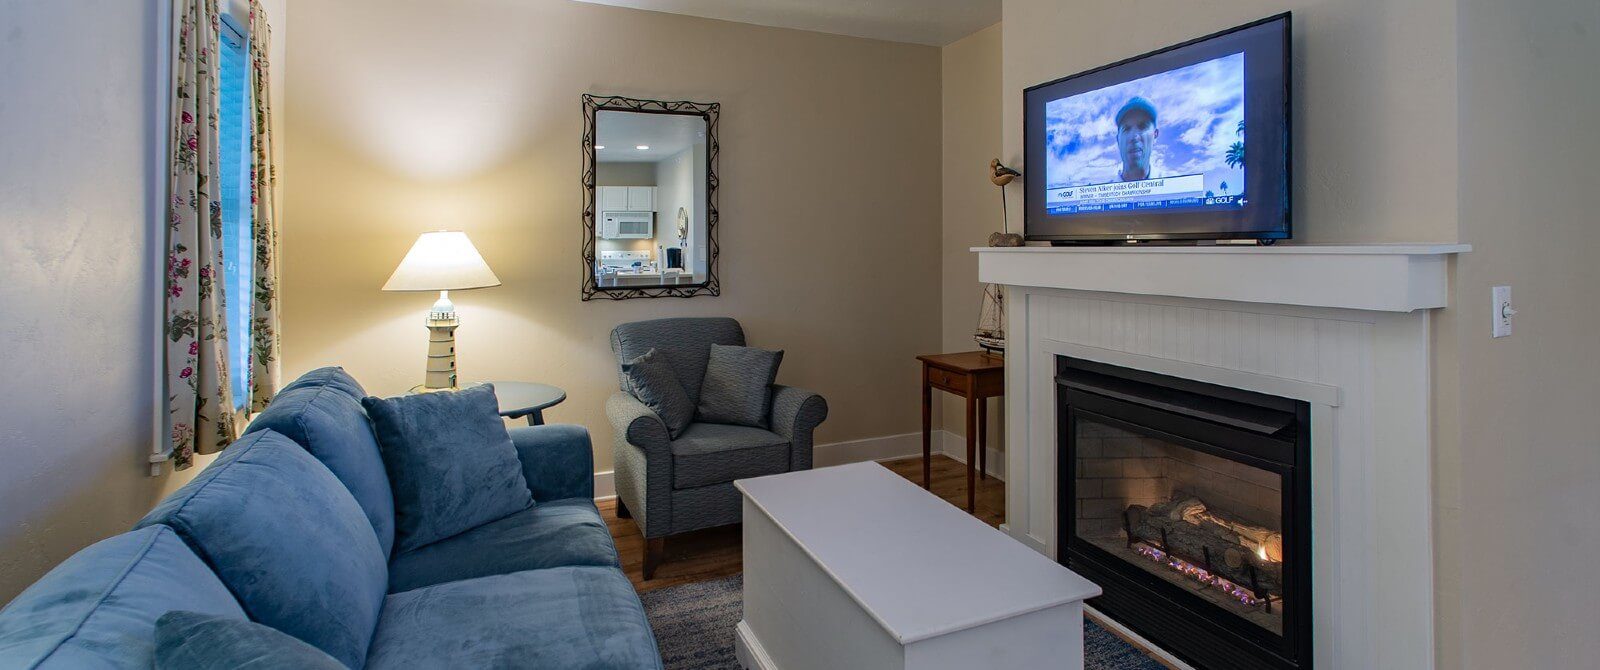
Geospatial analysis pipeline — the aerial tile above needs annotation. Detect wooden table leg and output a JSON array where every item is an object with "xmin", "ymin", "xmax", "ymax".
[
  {"xmin": 965, "ymin": 393, "xmax": 977, "ymax": 513},
  {"xmin": 921, "ymin": 375, "xmax": 932, "ymax": 489},
  {"xmin": 978, "ymin": 397, "xmax": 987, "ymax": 481}
]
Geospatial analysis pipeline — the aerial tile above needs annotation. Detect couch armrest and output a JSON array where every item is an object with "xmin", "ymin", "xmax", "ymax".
[
  {"xmin": 769, "ymin": 385, "xmax": 827, "ymax": 471},
  {"xmin": 509, "ymin": 424, "xmax": 594, "ymax": 502},
  {"xmin": 605, "ymin": 392, "xmax": 672, "ymax": 457}
]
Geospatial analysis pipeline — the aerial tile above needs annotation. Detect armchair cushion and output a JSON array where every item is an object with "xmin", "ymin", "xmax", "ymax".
[
  {"xmin": 622, "ymin": 348, "xmax": 695, "ymax": 438},
  {"xmin": 386, "ymin": 498, "xmax": 619, "ymax": 594},
  {"xmin": 610, "ymin": 317, "xmax": 745, "ymax": 406},
  {"xmin": 154, "ymin": 611, "xmax": 346, "ymax": 670},
  {"xmin": 696, "ymin": 344, "xmax": 784, "ymax": 428},
  {"xmin": 670, "ymin": 422, "xmax": 791, "ymax": 489},
  {"xmin": 362, "ymin": 384, "xmax": 533, "ymax": 553}
]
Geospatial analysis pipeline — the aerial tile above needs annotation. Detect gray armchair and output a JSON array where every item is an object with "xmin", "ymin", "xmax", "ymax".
[{"xmin": 607, "ymin": 317, "xmax": 827, "ymax": 579}]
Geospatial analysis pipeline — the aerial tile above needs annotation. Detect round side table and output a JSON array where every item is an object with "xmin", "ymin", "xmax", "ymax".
[{"xmin": 481, "ymin": 381, "xmax": 567, "ymax": 425}]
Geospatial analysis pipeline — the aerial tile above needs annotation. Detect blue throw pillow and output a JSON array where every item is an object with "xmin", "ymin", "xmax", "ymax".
[
  {"xmin": 136, "ymin": 430, "xmax": 388, "ymax": 669},
  {"xmin": 362, "ymin": 384, "xmax": 534, "ymax": 553},
  {"xmin": 155, "ymin": 611, "xmax": 346, "ymax": 669}
]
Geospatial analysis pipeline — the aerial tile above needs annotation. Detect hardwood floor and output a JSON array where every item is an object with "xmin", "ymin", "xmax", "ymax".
[{"xmin": 599, "ymin": 454, "xmax": 1006, "ymax": 593}]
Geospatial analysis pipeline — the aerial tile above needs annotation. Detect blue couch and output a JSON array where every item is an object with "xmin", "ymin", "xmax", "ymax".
[{"xmin": 0, "ymin": 368, "xmax": 662, "ymax": 669}]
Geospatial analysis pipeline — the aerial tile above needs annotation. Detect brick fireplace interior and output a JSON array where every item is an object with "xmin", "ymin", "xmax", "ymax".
[{"xmin": 1058, "ymin": 356, "xmax": 1311, "ymax": 670}]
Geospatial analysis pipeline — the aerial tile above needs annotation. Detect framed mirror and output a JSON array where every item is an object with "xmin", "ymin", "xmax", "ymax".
[{"xmin": 581, "ymin": 94, "xmax": 720, "ymax": 300}]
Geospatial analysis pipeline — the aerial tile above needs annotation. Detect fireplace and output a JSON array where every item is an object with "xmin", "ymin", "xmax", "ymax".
[{"xmin": 1057, "ymin": 357, "xmax": 1312, "ymax": 670}]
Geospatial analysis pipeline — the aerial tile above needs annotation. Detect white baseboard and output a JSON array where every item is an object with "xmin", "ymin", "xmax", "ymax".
[
  {"xmin": 935, "ymin": 429, "xmax": 1006, "ymax": 481},
  {"xmin": 593, "ymin": 469, "xmax": 616, "ymax": 501},
  {"xmin": 734, "ymin": 620, "xmax": 778, "ymax": 670},
  {"xmin": 592, "ymin": 428, "xmax": 1005, "ymax": 501},
  {"xmin": 813, "ymin": 430, "xmax": 926, "ymax": 467}
]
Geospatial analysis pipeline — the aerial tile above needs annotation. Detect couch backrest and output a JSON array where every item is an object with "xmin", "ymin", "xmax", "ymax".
[
  {"xmin": 136, "ymin": 430, "xmax": 388, "ymax": 669},
  {"xmin": 277, "ymin": 365, "xmax": 367, "ymax": 400},
  {"xmin": 611, "ymin": 317, "xmax": 745, "ymax": 406},
  {"xmin": 0, "ymin": 525, "xmax": 245, "ymax": 669},
  {"xmin": 246, "ymin": 376, "xmax": 397, "ymax": 557}
]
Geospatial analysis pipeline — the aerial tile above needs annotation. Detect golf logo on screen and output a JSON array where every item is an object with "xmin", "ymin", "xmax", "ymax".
[{"xmin": 1044, "ymin": 52, "xmax": 1246, "ymax": 215}]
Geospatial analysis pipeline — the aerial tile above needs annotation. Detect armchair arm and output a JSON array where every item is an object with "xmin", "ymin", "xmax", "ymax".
[
  {"xmin": 606, "ymin": 391, "xmax": 675, "ymax": 537},
  {"xmin": 769, "ymin": 385, "xmax": 828, "ymax": 471},
  {"xmin": 605, "ymin": 392, "xmax": 672, "ymax": 456},
  {"xmin": 509, "ymin": 424, "xmax": 594, "ymax": 502}
]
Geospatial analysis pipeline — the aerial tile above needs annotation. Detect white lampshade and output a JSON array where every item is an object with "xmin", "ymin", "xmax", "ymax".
[{"xmin": 382, "ymin": 231, "xmax": 501, "ymax": 292}]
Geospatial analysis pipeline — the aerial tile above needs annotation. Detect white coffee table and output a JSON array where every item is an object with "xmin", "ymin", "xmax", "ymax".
[{"xmin": 733, "ymin": 462, "xmax": 1101, "ymax": 670}]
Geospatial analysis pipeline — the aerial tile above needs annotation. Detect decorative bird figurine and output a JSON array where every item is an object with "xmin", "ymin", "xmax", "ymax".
[
  {"xmin": 988, "ymin": 158, "xmax": 1024, "ymax": 246},
  {"xmin": 990, "ymin": 158, "xmax": 1021, "ymax": 186}
]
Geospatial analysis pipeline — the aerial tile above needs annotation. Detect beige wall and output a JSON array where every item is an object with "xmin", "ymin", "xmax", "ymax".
[
  {"xmin": 937, "ymin": 24, "xmax": 1005, "ymax": 456},
  {"xmin": 1435, "ymin": 0, "xmax": 1600, "ymax": 666},
  {"xmin": 0, "ymin": 0, "xmax": 286, "ymax": 603},
  {"xmin": 282, "ymin": 0, "xmax": 943, "ymax": 474}
]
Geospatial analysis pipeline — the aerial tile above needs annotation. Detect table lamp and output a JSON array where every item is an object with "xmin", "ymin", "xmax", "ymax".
[{"xmin": 382, "ymin": 231, "xmax": 501, "ymax": 390}]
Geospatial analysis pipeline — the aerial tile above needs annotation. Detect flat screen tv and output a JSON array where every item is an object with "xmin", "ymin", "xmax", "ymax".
[{"xmin": 1024, "ymin": 13, "xmax": 1290, "ymax": 243}]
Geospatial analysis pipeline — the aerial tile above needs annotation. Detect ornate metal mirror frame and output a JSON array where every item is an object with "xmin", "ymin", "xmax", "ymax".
[{"xmin": 581, "ymin": 94, "xmax": 721, "ymax": 300}]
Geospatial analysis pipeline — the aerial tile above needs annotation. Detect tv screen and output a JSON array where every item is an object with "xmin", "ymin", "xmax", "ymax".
[{"xmin": 1024, "ymin": 14, "xmax": 1290, "ymax": 242}]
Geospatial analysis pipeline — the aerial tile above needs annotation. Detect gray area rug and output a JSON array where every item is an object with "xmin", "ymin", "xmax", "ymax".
[{"xmin": 639, "ymin": 574, "xmax": 1166, "ymax": 670}]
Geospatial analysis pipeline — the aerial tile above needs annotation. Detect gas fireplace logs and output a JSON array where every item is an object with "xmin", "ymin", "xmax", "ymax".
[{"xmin": 1124, "ymin": 497, "xmax": 1284, "ymax": 598}]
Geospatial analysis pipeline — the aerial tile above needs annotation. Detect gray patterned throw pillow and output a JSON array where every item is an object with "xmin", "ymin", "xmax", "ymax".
[
  {"xmin": 696, "ymin": 344, "xmax": 784, "ymax": 428},
  {"xmin": 623, "ymin": 348, "xmax": 696, "ymax": 439}
]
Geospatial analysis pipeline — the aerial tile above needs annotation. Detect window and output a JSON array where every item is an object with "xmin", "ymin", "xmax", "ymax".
[{"xmin": 219, "ymin": 16, "xmax": 253, "ymax": 410}]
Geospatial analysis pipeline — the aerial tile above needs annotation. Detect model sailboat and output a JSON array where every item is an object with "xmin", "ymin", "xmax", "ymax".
[
  {"xmin": 976, "ymin": 159, "xmax": 1022, "ymax": 354},
  {"xmin": 975, "ymin": 283, "xmax": 1006, "ymax": 353}
]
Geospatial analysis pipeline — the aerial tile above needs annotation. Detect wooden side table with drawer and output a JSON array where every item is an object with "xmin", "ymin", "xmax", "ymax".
[{"xmin": 917, "ymin": 351, "xmax": 1005, "ymax": 512}]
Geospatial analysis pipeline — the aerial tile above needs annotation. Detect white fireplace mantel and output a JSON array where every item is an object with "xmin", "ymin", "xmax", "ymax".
[
  {"xmin": 979, "ymin": 243, "xmax": 1467, "ymax": 670},
  {"xmin": 974, "ymin": 243, "xmax": 1469, "ymax": 312}
]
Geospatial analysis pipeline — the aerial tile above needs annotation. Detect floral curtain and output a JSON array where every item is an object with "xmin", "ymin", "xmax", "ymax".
[
  {"xmin": 247, "ymin": 0, "xmax": 281, "ymax": 414},
  {"xmin": 166, "ymin": 0, "xmax": 237, "ymax": 470}
]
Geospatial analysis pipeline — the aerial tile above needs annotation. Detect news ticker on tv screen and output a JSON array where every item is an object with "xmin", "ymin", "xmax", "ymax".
[{"xmin": 1044, "ymin": 173, "xmax": 1246, "ymax": 215}]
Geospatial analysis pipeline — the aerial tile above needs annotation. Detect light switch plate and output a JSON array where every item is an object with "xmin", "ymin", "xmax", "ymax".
[{"xmin": 1492, "ymin": 285, "xmax": 1513, "ymax": 338}]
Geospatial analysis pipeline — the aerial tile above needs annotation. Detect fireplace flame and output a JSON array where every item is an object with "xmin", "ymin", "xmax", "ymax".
[
  {"xmin": 1133, "ymin": 543, "xmax": 1272, "ymax": 608},
  {"xmin": 1255, "ymin": 544, "xmax": 1270, "ymax": 562}
]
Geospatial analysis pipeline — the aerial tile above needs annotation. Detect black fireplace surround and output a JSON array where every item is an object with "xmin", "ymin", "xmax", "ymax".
[{"xmin": 1057, "ymin": 357, "xmax": 1311, "ymax": 670}]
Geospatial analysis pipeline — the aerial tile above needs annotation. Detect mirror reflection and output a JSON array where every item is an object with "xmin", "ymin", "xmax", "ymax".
[{"xmin": 593, "ymin": 110, "xmax": 709, "ymax": 289}]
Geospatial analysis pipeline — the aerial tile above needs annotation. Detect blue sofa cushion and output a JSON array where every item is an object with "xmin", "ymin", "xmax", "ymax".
[
  {"xmin": 365, "ymin": 567, "xmax": 661, "ymax": 670},
  {"xmin": 136, "ymin": 430, "xmax": 387, "ymax": 669},
  {"xmin": 387, "ymin": 498, "xmax": 619, "ymax": 593},
  {"xmin": 670, "ymin": 422, "xmax": 791, "ymax": 489},
  {"xmin": 279, "ymin": 365, "xmax": 367, "ymax": 400},
  {"xmin": 155, "ymin": 610, "xmax": 345, "ymax": 669},
  {"xmin": 0, "ymin": 526, "xmax": 245, "ymax": 669},
  {"xmin": 245, "ymin": 382, "xmax": 397, "ymax": 557},
  {"xmin": 362, "ymin": 384, "xmax": 533, "ymax": 553}
]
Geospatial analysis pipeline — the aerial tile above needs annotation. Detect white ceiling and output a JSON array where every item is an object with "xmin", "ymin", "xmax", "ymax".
[
  {"xmin": 571, "ymin": 0, "xmax": 1000, "ymax": 46},
  {"xmin": 596, "ymin": 110, "xmax": 706, "ymax": 162}
]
